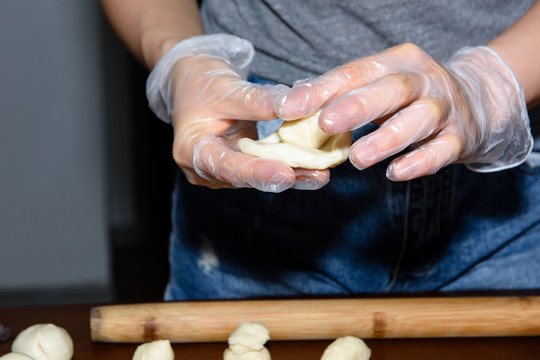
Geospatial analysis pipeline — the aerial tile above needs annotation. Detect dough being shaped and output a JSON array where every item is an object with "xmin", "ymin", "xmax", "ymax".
[
  {"xmin": 238, "ymin": 111, "xmax": 352, "ymax": 169},
  {"xmin": 12, "ymin": 324, "xmax": 73, "ymax": 360},
  {"xmin": 0, "ymin": 353, "xmax": 35, "ymax": 360},
  {"xmin": 224, "ymin": 322, "xmax": 271, "ymax": 360},
  {"xmin": 320, "ymin": 336, "xmax": 371, "ymax": 360},
  {"xmin": 132, "ymin": 339, "xmax": 174, "ymax": 360},
  {"xmin": 277, "ymin": 111, "xmax": 331, "ymax": 149}
]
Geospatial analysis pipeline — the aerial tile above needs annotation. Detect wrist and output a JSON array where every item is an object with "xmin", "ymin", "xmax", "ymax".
[
  {"xmin": 446, "ymin": 46, "xmax": 532, "ymax": 172},
  {"xmin": 163, "ymin": 34, "xmax": 255, "ymax": 77},
  {"xmin": 140, "ymin": 29, "xmax": 197, "ymax": 70}
]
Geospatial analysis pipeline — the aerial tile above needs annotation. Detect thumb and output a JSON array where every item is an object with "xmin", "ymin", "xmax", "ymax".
[{"xmin": 226, "ymin": 82, "xmax": 290, "ymax": 121}]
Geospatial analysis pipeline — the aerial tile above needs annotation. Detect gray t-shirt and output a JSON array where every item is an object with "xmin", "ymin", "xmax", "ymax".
[{"xmin": 201, "ymin": 0, "xmax": 535, "ymax": 85}]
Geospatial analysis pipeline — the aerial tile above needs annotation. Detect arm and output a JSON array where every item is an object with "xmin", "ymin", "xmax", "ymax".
[
  {"xmin": 100, "ymin": 0, "xmax": 204, "ymax": 69},
  {"xmin": 100, "ymin": 0, "xmax": 330, "ymax": 192},
  {"xmin": 488, "ymin": 0, "xmax": 540, "ymax": 108}
]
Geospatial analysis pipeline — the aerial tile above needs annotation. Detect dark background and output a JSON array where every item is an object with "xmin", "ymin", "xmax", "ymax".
[{"xmin": 102, "ymin": 21, "xmax": 176, "ymax": 304}]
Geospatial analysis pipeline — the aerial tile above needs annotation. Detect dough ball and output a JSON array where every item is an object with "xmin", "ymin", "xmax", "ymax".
[
  {"xmin": 320, "ymin": 336, "xmax": 371, "ymax": 360},
  {"xmin": 11, "ymin": 324, "xmax": 73, "ymax": 360},
  {"xmin": 224, "ymin": 322, "xmax": 271, "ymax": 360},
  {"xmin": 228, "ymin": 322, "xmax": 270, "ymax": 354},
  {"xmin": 132, "ymin": 339, "xmax": 174, "ymax": 360},
  {"xmin": 223, "ymin": 347, "xmax": 271, "ymax": 360},
  {"xmin": 0, "ymin": 353, "xmax": 35, "ymax": 360}
]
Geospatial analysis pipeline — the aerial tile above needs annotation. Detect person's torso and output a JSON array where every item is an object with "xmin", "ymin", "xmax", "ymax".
[{"xmin": 201, "ymin": 0, "xmax": 535, "ymax": 85}]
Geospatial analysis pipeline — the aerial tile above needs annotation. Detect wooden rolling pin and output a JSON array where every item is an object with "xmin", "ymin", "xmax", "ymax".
[{"xmin": 90, "ymin": 296, "xmax": 540, "ymax": 343}]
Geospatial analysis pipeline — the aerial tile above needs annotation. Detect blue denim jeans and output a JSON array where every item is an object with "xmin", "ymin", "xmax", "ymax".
[{"xmin": 164, "ymin": 77, "xmax": 540, "ymax": 301}]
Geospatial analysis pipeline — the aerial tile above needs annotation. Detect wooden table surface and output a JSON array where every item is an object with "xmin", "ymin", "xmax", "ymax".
[{"xmin": 1, "ymin": 302, "xmax": 539, "ymax": 360}]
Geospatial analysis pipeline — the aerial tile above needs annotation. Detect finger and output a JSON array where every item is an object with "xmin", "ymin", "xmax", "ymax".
[
  {"xmin": 181, "ymin": 134, "xmax": 330, "ymax": 191},
  {"xmin": 233, "ymin": 158, "xmax": 297, "ymax": 192},
  {"xmin": 292, "ymin": 168, "xmax": 331, "ymax": 190},
  {"xmin": 275, "ymin": 43, "xmax": 434, "ymax": 121},
  {"xmin": 194, "ymin": 135, "xmax": 296, "ymax": 192},
  {"xmin": 385, "ymin": 132, "xmax": 462, "ymax": 181},
  {"xmin": 219, "ymin": 80, "xmax": 290, "ymax": 121},
  {"xmin": 275, "ymin": 57, "xmax": 388, "ymax": 120},
  {"xmin": 318, "ymin": 72, "xmax": 431, "ymax": 134},
  {"xmin": 181, "ymin": 167, "xmax": 235, "ymax": 189},
  {"xmin": 349, "ymin": 98, "xmax": 448, "ymax": 170},
  {"xmin": 275, "ymin": 63, "xmax": 374, "ymax": 120}
]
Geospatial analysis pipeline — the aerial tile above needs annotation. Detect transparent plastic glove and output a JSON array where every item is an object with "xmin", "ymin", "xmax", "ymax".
[
  {"xmin": 276, "ymin": 43, "xmax": 533, "ymax": 181},
  {"xmin": 147, "ymin": 34, "xmax": 329, "ymax": 192}
]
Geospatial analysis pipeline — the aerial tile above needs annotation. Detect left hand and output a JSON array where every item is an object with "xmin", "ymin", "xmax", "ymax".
[
  {"xmin": 275, "ymin": 43, "xmax": 532, "ymax": 181},
  {"xmin": 147, "ymin": 34, "xmax": 331, "ymax": 192}
]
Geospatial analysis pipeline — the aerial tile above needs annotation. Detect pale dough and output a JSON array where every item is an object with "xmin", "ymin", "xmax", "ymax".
[
  {"xmin": 0, "ymin": 353, "xmax": 35, "ymax": 360},
  {"xmin": 238, "ymin": 111, "xmax": 352, "ymax": 169},
  {"xmin": 228, "ymin": 321, "xmax": 270, "ymax": 353},
  {"xmin": 320, "ymin": 336, "xmax": 371, "ymax": 360},
  {"xmin": 277, "ymin": 111, "xmax": 332, "ymax": 149},
  {"xmin": 11, "ymin": 324, "xmax": 73, "ymax": 360},
  {"xmin": 223, "ymin": 347, "xmax": 271, "ymax": 360},
  {"xmin": 223, "ymin": 322, "xmax": 271, "ymax": 360},
  {"xmin": 132, "ymin": 339, "xmax": 174, "ymax": 360}
]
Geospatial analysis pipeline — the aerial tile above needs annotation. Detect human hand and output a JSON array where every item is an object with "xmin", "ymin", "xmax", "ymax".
[
  {"xmin": 146, "ymin": 34, "xmax": 330, "ymax": 192},
  {"xmin": 275, "ymin": 43, "xmax": 532, "ymax": 181}
]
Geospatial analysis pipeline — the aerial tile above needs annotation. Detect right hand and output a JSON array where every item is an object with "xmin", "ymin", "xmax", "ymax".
[
  {"xmin": 275, "ymin": 43, "xmax": 532, "ymax": 181},
  {"xmin": 147, "ymin": 35, "xmax": 330, "ymax": 192}
]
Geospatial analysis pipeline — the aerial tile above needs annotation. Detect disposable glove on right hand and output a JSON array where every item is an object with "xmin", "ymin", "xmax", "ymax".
[
  {"xmin": 147, "ymin": 34, "xmax": 330, "ymax": 192},
  {"xmin": 276, "ymin": 43, "xmax": 533, "ymax": 181}
]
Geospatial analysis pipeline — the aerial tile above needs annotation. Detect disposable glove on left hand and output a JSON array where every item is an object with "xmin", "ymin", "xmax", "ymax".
[
  {"xmin": 276, "ymin": 43, "xmax": 533, "ymax": 181},
  {"xmin": 147, "ymin": 34, "xmax": 330, "ymax": 192}
]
